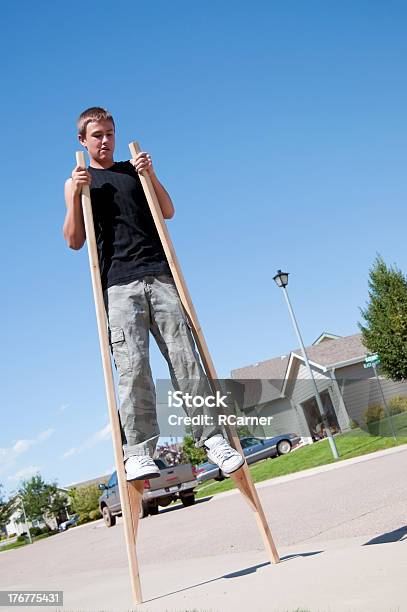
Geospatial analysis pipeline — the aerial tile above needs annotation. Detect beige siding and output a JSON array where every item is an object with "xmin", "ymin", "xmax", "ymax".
[
  {"xmin": 291, "ymin": 362, "xmax": 333, "ymax": 406},
  {"xmin": 335, "ymin": 362, "xmax": 407, "ymax": 426},
  {"xmin": 296, "ymin": 362, "xmax": 327, "ymax": 381},
  {"xmin": 288, "ymin": 360, "xmax": 350, "ymax": 432},
  {"xmin": 250, "ymin": 398, "xmax": 310, "ymax": 438}
]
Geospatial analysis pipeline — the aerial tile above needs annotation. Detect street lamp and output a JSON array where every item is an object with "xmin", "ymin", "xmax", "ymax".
[
  {"xmin": 273, "ymin": 270, "xmax": 289, "ymax": 288},
  {"xmin": 20, "ymin": 497, "xmax": 32, "ymax": 544},
  {"xmin": 273, "ymin": 270, "xmax": 339, "ymax": 460}
]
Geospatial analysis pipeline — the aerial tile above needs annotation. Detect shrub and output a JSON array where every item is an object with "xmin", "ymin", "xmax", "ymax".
[
  {"xmin": 30, "ymin": 527, "xmax": 43, "ymax": 537},
  {"xmin": 180, "ymin": 435, "xmax": 207, "ymax": 466},
  {"xmin": 77, "ymin": 514, "xmax": 91, "ymax": 526},
  {"xmin": 16, "ymin": 534, "xmax": 27, "ymax": 543},
  {"xmin": 364, "ymin": 404, "xmax": 384, "ymax": 424},
  {"xmin": 88, "ymin": 509, "xmax": 102, "ymax": 521},
  {"xmin": 69, "ymin": 484, "xmax": 101, "ymax": 516},
  {"xmin": 41, "ymin": 525, "xmax": 51, "ymax": 534},
  {"xmin": 388, "ymin": 396, "xmax": 407, "ymax": 415}
]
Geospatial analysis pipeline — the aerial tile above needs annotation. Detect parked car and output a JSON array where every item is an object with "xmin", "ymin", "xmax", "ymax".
[
  {"xmin": 195, "ymin": 433, "xmax": 301, "ymax": 483},
  {"xmin": 58, "ymin": 514, "xmax": 79, "ymax": 531},
  {"xmin": 241, "ymin": 433, "xmax": 301, "ymax": 461},
  {"xmin": 195, "ymin": 461, "xmax": 224, "ymax": 484},
  {"xmin": 99, "ymin": 458, "xmax": 197, "ymax": 526}
]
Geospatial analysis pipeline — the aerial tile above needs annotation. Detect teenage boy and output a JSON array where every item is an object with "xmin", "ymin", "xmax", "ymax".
[{"xmin": 63, "ymin": 107, "xmax": 244, "ymax": 481}]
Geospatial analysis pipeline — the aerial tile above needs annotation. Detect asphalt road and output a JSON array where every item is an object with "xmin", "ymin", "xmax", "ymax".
[{"xmin": 1, "ymin": 445, "xmax": 406, "ymax": 611}]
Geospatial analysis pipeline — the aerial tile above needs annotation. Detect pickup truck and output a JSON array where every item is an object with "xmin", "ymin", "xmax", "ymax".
[{"xmin": 99, "ymin": 458, "xmax": 197, "ymax": 526}]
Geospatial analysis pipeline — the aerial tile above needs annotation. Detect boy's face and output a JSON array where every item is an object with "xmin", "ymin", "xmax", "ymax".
[{"xmin": 79, "ymin": 119, "xmax": 115, "ymax": 163}]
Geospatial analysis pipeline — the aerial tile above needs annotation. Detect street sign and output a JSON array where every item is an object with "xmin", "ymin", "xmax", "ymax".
[{"xmin": 364, "ymin": 354, "xmax": 381, "ymax": 368}]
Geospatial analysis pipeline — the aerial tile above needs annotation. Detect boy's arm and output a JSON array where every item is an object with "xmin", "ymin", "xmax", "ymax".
[
  {"xmin": 62, "ymin": 168, "xmax": 86, "ymax": 250},
  {"xmin": 149, "ymin": 170, "xmax": 175, "ymax": 219},
  {"xmin": 130, "ymin": 152, "xmax": 175, "ymax": 219}
]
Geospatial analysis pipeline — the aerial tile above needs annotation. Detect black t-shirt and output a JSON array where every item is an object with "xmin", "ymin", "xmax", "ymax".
[{"xmin": 87, "ymin": 160, "xmax": 171, "ymax": 289}]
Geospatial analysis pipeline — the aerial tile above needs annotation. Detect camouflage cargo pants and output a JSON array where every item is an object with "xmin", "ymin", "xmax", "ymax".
[{"xmin": 103, "ymin": 274, "xmax": 224, "ymax": 460}]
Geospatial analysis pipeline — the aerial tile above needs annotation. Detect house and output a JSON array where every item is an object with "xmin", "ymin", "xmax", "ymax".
[
  {"xmin": 231, "ymin": 332, "xmax": 407, "ymax": 443},
  {"xmin": 6, "ymin": 506, "xmax": 54, "ymax": 537},
  {"xmin": 5, "ymin": 488, "xmax": 70, "ymax": 537}
]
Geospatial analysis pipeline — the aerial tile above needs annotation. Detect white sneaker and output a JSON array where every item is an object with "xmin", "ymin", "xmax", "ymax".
[
  {"xmin": 204, "ymin": 435, "xmax": 245, "ymax": 475},
  {"xmin": 125, "ymin": 455, "xmax": 161, "ymax": 481}
]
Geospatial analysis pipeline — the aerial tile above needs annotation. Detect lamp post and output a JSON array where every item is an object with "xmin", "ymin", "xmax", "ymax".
[
  {"xmin": 20, "ymin": 498, "xmax": 32, "ymax": 544},
  {"xmin": 273, "ymin": 270, "xmax": 339, "ymax": 460}
]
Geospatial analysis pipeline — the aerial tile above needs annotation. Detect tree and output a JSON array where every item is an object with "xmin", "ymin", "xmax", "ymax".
[
  {"xmin": 18, "ymin": 474, "xmax": 68, "ymax": 525},
  {"xmin": 359, "ymin": 255, "xmax": 407, "ymax": 380},
  {"xmin": 180, "ymin": 435, "xmax": 207, "ymax": 466},
  {"xmin": 18, "ymin": 475, "xmax": 52, "ymax": 522},
  {"xmin": 0, "ymin": 484, "xmax": 16, "ymax": 533},
  {"xmin": 49, "ymin": 491, "xmax": 70, "ymax": 523},
  {"xmin": 236, "ymin": 425, "xmax": 252, "ymax": 438},
  {"xmin": 69, "ymin": 484, "xmax": 101, "ymax": 516}
]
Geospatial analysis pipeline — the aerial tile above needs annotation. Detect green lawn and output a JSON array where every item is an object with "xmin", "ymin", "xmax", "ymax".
[
  {"xmin": 365, "ymin": 409, "xmax": 407, "ymax": 437},
  {"xmin": 0, "ymin": 539, "xmax": 28, "ymax": 552},
  {"xmin": 0, "ymin": 531, "xmax": 57, "ymax": 552},
  {"xmin": 195, "ymin": 426, "xmax": 407, "ymax": 499}
]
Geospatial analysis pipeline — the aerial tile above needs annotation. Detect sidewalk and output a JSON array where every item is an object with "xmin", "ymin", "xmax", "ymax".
[
  {"xmin": 120, "ymin": 534, "xmax": 407, "ymax": 612},
  {"xmin": 23, "ymin": 532, "xmax": 407, "ymax": 612}
]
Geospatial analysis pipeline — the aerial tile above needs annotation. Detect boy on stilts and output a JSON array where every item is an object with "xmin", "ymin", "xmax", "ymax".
[{"xmin": 63, "ymin": 107, "xmax": 245, "ymax": 481}]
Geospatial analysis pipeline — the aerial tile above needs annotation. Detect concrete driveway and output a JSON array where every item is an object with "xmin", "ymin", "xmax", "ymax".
[{"xmin": 1, "ymin": 445, "xmax": 406, "ymax": 611}]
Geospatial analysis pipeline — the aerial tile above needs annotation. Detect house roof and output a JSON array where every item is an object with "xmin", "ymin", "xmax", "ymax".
[
  {"xmin": 312, "ymin": 332, "xmax": 342, "ymax": 345},
  {"xmin": 64, "ymin": 474, "xmax": 110, "ymax": 490},
  {"xmin": 231, "ymin": 333, "xmax": 367, "ymax": 385},
  {"xmin": 293, "ymin": 333, "xmax": 366, "ymax": 369},
  {"xmin": 231, "ymin": 354, "xmax": 290, "ymax": 391}
]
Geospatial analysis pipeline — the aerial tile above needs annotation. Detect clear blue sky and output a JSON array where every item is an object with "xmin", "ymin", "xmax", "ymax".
[{"xmin": 1, "ymin": 1, "xmax": 406, "ymax": 495}]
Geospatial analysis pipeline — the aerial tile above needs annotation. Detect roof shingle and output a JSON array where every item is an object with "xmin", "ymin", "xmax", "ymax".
[{"xmin": 231, "ymin": 333, "xmax": 366, "ymax": 382}]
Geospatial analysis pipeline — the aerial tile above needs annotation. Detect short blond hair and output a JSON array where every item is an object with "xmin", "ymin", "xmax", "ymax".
[{"xmin": 77, "ymin": 107, "xmax": 115, "ymax": 138}]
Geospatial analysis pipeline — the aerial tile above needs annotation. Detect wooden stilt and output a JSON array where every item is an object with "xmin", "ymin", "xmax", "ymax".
[
  {"xmin": 76, "ymin": 152, "xmax": 144, "ymax": 605},
  {"xmin": 129, "ymin": 142, "xmax": 280, "ymax": 565}
]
